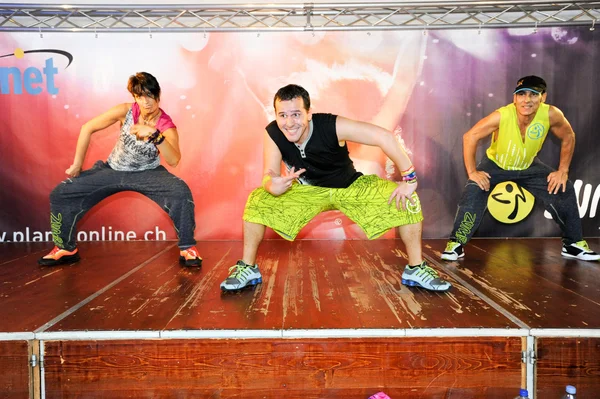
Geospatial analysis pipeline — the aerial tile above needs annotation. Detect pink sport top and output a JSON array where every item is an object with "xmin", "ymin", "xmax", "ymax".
[{"xmin": 107, "ymin": 103, "xmax": 177, "ymax": 171}]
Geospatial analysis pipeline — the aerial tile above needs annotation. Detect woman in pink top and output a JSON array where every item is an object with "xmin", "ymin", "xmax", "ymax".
[{"xmin": 39, "ymin": 72, "xmax": 201, "ymax": 267}]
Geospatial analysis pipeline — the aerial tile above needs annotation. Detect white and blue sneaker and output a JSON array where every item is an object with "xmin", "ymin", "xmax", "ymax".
[
  {"xmin": 561, "ymin": 240, "xmax": 600, "ymax": 261},
  {"xmin": 401, "ymin": 261, "xmax": 451, "ymax": 292},
  {"xmin": 220, "ymin": 260, "xmax": 263, "ymax": 291},
  {"xmin": 441, "ymin": 241, "xmax": 464, "ymax": 261}
]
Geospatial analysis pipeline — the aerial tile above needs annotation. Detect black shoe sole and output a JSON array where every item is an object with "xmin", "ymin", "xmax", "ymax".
[
  {"xmin": 179, "ymin": 257, "xmax": 202, "ymax": 267},
  {"xmin": 38, "ymin": 253, "xmax": 80, "ymax": 266}
]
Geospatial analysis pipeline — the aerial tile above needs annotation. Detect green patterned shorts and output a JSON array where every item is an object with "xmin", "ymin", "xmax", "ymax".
[{"xmin": 243, "ymin": 174, "xmax": 423, "ymax": 240}]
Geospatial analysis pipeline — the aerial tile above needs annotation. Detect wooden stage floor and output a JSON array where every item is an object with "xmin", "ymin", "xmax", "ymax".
[{"xmin": 1, "ymin": 238, "xmax": 599, "ymax": 398}]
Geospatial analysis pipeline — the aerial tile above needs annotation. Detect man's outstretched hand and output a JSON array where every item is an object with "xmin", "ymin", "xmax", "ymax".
[{"xmin": 265, "ymin": 166, "xmax": 306, "ymax": 196}]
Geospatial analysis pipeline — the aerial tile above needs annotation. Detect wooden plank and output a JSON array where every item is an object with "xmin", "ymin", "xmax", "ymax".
[
  {"xmin": 0, "ymin": 242, "xmax": 51, "ymax": 265},
  {"xmin": 425, "ymin": 238, "xmax": 600, "ymax": 328},
  {"xmin": 275, "ymin": 239, "xmax": 518, "ymax": 329},
  {"xmin": 261, "ymin": 240, "xmax": 366, "ymax": 329},
  {"xmin": 1, "ymin": 238, "xmax": 596, "ymax": 333},
  {"xmin": 47, "ymin": 241, "xmax": 284, "ymax": 331},
  {"xmin": 40, "ymin": 387, "xmax": 517, "ymax": 399},
  {"xmin": 167, "ymin": 240, "xmax": 289, "ymax": 330},
  {"xmin": 43, "ymin": 337, "xmax": 522, "ymax": 398},
  {"xmin": 0, "ymin": 340, "xmax": 30, "ymax": 398},
  {"xmin": 0, "ymin": 241, "xmax": 174, "ymax": 332},
  {"xmin": 47, "ymin": 240, "xmax": 519, "ymax": 332},
  {"xmin": 536, "ymin": 337, "xmax": 600, "ymax": 399}
]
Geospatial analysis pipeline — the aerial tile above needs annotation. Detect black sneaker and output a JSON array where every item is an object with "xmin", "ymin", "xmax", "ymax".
[
  {"xmin": 441, "ymin": 241, "xmax": 464, "ymax": 261},
  {"xmin": 561, "ymin": 240, "xmax": 600, "ymax": 261}
]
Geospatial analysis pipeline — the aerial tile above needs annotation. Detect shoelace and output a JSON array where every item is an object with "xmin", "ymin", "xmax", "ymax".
[
  {"xmin": 415, "ymin": 264, "xmax": 440, "ymax": 280},
  {"xmin": 228, "ymin": 264, "xmax": 252, "ymax": 280},
  {"xmin": 575, "ymin": 241, "xmax": 590, "ymax": 250},
  {"xmin": 48, "ymin": 246, "xmax": 61, "ymax": 255}
]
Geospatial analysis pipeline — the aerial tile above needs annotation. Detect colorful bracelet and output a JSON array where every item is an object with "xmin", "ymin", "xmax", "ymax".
[
  {"xmin": 402, "ymin": 169, "xmax": 418, "ymax": 184},
  {"xmin": 402, "ymin": 171, "xmax": 416, "ymax": 180},
  {"xmin": 401, "ymin": 165, "xmax": 415, "ymax": 177}
]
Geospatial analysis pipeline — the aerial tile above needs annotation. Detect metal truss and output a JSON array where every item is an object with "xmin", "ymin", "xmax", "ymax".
[{"xmin": 0, "ymin": 1, "xmax": 598, "ymax": 33}]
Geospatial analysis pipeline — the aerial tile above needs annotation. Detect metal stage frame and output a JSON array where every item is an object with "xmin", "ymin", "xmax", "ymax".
[{"xmin": 0, "ymin": 1, "xmax": 599, "ymax": 33}]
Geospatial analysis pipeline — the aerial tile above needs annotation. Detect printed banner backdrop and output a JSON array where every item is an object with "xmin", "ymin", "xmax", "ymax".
[{"xmin": 0, "ymin": 27, "xmax": 598, "ymax": 244}]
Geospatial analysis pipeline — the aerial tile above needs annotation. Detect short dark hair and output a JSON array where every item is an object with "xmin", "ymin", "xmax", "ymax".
[
  {"xmin": 127, "ymin": 72, "xmax": 161, "ymax": 100},
  {"xmin": 273, "ymin": 84, "xmax": 310, "ymax": 111}
]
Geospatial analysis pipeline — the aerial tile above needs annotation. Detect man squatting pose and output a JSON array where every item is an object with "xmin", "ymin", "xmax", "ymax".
[
  {"xmin": 220, "ymin": 84, "xmax": 451, "ymax": 292},
  {"xmin": 441, "ymin": 76, "xmax": 599, "ymax": 262}
]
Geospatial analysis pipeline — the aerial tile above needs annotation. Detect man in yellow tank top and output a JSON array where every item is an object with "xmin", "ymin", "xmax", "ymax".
[{"xmin": 441, "ymin": 76, "xmax": 599, "ymax": 262}]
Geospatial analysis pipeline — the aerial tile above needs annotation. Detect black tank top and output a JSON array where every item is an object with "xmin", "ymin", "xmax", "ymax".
[{"xmin": 266, "ymin": 113, "xmax": 362, "ymax": 188}]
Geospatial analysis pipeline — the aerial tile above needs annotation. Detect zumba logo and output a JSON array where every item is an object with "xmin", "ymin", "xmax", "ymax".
[
  {"xmin": 0, "ymin": 48, "xmax": 73, "ymax": 95},
  {"xmin": 526, "ymin": 122, "xmax": 545, "ymax": 140},
  {"xmin": 455, "ymin": 212, "xmax": 476, "ymax": 244},
  {"xmin": 488, "ymin": 181, "xmax": 535, "ymax": 224},
  {"xmin": 50, "ymin": 212, "xmax": 64, "ymax": 245}
]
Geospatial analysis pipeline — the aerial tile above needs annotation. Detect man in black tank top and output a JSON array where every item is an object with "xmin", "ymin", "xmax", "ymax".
[{"xmin": 220, "ymin": 84, "xmax": 451, "ymax": 292}]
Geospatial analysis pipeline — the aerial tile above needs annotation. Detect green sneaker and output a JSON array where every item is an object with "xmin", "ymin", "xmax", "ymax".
[{"xmin": 441, "ymin": 241, "xmax": 464, "ymax": 261}]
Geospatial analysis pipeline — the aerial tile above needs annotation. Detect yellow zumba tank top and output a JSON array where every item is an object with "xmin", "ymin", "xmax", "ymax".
[{"xmin": 486, "ymin": 102, "xmax": 550, "ymax": 170}]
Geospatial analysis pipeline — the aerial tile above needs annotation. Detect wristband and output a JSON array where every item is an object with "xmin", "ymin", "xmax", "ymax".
[
  {"xmin": 261, "ymin": 174, "xmax": 272, "ymax": 186},
  {"xmin": 402, "ymin": 171, "xmax": 416, "ymax": 179},
  {"xmin": 401, "ymin": 165, "xmax": 415, "ymax": 176},
  {"xmin": 152, "ymin": 133, "xmax": 165, "ymax": 145},
  {"xmin": 147, "ymin": 129, "xmax": 165, "ymax": 145},
  {"xmin": 147, "ymin": 129, "xmax": 160, "ymax": 142},
  {"xmin": 402, "ymin": 170, "xmax": 418, "ymax": 184}
]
